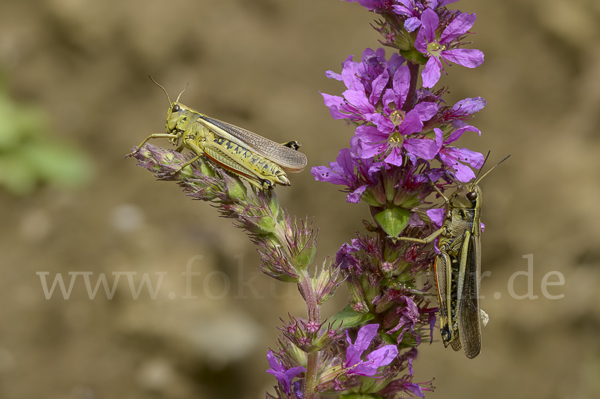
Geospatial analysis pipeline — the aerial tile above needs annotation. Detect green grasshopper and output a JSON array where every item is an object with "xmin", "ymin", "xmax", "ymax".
[
  {"xmin": 397, "ymin": 155, "xmax": 509, "ymax": 358},
  {"xmin": 130, "ymin": 77, "xmax": 308, "ymax": 190}
]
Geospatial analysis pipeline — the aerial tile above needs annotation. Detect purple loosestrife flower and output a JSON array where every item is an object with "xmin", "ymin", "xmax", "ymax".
[
  {"xmin": 322, "ymin": 48, "xmax": 405, "ymax": 123},
  {"xmin": 415, "ymin": 8, "xmax": 484, "ymax": 87},
  {"xmin": 345, "ymin": 324, "xmax": 398, "ymax": 377},
  {"xmin": 311, "ymin": 148, "xmax": 380, "ymax": 203},
  {"xmin": 322, "ymin": 49, "xmax": 440, "ymax": 166},
  {"xmin": 266, "ymin": 350, "xmax": 306, "ymax": 395},
  {"xmin": 351, "ymin": 64, "xmax": 438, "ymax": 165}
]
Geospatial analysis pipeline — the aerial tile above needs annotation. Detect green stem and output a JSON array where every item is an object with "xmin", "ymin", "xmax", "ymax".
[{"xmin": 300, "ymin": 270, "xmax": 319, "ymax": 399}]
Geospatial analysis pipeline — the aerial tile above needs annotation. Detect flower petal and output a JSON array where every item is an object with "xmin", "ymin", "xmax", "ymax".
[
  {"xmin": 347, "ymin": 185, "xmax": 368, "ymax": 203},
  {"xmin": 427, "ymin": 208, "xmax": 445, "ymax": 228},
  {"xmin": 343, "ymin": 89, "xmax": 376, "ymax": 114},
  {"xmin": 404, "ymin": 137, "xmax": 440, "ymax": 160},
  {"xmin": 454, "ymin": 147, "xmax": 485, "ymax": 169},
  {"xmin": 311, "ymin": 165, "xmax": 349, "ymax": 186},
  {"xmin": 420, "ymin": 9, "xmax": 439, "ymax": 43},
  {"xmin": 325, "ymin": 70, "xmax": 342, "ymax": 81},
  {"xmin": 405, "ymin": 17, "xmax": 422, "ymax": 32},
  {"xmin": 347, "ymin": 324, "xmax": 379, "ymax": 359},
  {"xmin": 445, "ymin": 125, "xmax": 480, "ymax": 144},
  {"xmin": 442, "ymin": 48, "xmax": 484, "ymax": 68},
  {"xmin": 284, "ymin": 366, "xmax": 306, "ymax": 382},
  {"xmin": 321, "ymin": 92, "xmax": 348, "ymax": 119},
  {"xmin": 341, "ymin": 56, "xmax": 363, "ymax": 91},
  {"xmin": 398, "ymin": 109, "xmax": 424, "ymax": 135},
  {"xmin": 365, "ymin": 344, "xmax": 398, "ymax": 367},
  {"xmin": 392, "ymin": 65, "xmax": 411, "ymax": 109},
  {"xmin": 266, "ymin": 350, "xmax": 284, "ymax": 372},
  {"xmin": 404, "ymin": 382, "xmax": 426, "ymax": 398},
  {"xmin": 348, "ymin": 362, "xmax": 379, "ymax": 377},
  {"xmin": 355, "ymin": 124, "xmax": 388, "ymax": 142},
  {"xmin": 439, "ymin": 147, "xmax": 484, "ymax": 182},
  {"xmin": 421, "ymin": 56, "xmax": 442, "ymax": 88},
  {"xmin": 413, "ymin": 101, "xmax": 438, "ymax": 122},
  {"xmin": 336, "ymin": 147, "xmax": 356, "ymax": 176},
  {"xmin": 440, "ymin": 12, "xmax": 476, "ymax": 43},
  {"xmin": 369, "ymin": 69, "xmax": 389, "ymax": 105},
  {"xmin": 452, "ymin": 97, "xmax": 486, "ymax": 116},
  {"xmin": 387, "ymin": 52, "xmax": 406, "ymax": 71},
  {"xmin": 384, "ymin": 148, "xmax": 404, "ymax": 166},
  {"xmin": 368, "ymin": 113, "xmax": 395, "ymax": 134}
]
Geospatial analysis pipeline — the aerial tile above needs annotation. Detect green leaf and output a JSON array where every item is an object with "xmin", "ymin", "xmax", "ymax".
[
  {"xmin": 329, "ymin": 305, "xmax": 375, "ymax": 330},
  {"xmin": 374, "ymin": 207, "xmax": 410, "ymax": 237}
]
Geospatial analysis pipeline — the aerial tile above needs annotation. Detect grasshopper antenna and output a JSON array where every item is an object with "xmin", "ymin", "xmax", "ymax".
[
  {"xmin": 474, "ymin": 151, "xmax": 492, "ymax": 181},
  {"xmin": 148, "ymin": 75, "xmax": 171, "ymax": 105},
  {"xmin": 475, "ymin": 154, "xmax": 511, "ymax": 184},
  {"xmin": 175, "ymin": 83, "xmax": 189, "ymax": 103}
]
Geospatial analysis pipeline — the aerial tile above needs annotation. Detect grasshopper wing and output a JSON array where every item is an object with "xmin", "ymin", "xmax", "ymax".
[
  {"xmin": 459, "ymin": 232, "xmax": 482, "ymax": 359},
  {"xmin": 198, "ymin": 115, "xmax": 307, "ymax": 172}
]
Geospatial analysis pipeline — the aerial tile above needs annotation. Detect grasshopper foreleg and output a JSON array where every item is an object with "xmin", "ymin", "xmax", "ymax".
[
  {"xmin": 394, "ymin": 227, "xmax": 445, "ymax": 244},
  {"xmin": 128, "ymin": 133, "xmax": 180, "ymax": 157}
]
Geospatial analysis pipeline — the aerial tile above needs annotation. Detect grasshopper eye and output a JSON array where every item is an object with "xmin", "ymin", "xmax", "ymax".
[
  {"xmin": 466, "ymin": 191, "xmax": 478, "ymax": 201},
  {"xmin": 172, "ymin": 104, "xmax": 181, "ymax": 112}
]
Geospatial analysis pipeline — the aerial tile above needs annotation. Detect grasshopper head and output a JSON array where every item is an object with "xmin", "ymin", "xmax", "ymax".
[
  {"xmin": 449, "ymin": 183, "xmax": 482, "ymax": 209},
  {"xmin": 165, "ymin": 102, "xmax": 195, "ymax": 133}
]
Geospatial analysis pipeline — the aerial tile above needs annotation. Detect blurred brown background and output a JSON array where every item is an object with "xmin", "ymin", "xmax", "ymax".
[{"xmin": 0, "ymin": 0, "xmax": 599, "ymax": 398}]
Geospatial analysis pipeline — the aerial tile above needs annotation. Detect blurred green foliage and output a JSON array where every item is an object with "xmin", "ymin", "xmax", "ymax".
[{"xmin": 0, "ymin": 86, "xmax": 92, "ymax": 195}]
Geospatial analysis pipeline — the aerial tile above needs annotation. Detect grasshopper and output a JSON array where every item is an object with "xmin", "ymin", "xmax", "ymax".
[
  {"xmin": 130, "ymin": 77, "xmax": 307, "ymax": 190},
  {"xmin": 397, "ymin": 155, "xmax": 509, "ymax": 358}
]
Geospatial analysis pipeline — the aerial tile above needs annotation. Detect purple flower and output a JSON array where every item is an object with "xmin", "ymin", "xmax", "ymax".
[
  {"xmin": 323, "ymin": 49, "xmax": 405, "ymax": 123},
  {"xmin": 348, "ymin": 65, "xmax": 439, "ymax": 165},
  {"xmin": 415, "ymin": 9, "xmax": 484, "ymax": 87},
  {"xmin": 266, "ymin": 350, "xmax": 306, "ymax": 395},
  {"xmin": 345, "ymin": 324, "xmax": 398, "ymax": 377},
  {"xmin": 433, "ymin": 127, "xmax": 484, "ymax": 182},
  {"xmin": 311, "ymin": 148, "xmax": 380, "ymax": 203},
  {"xmin": 336, "ymin": 242, "xmax": 360, "ymax": 270}
]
